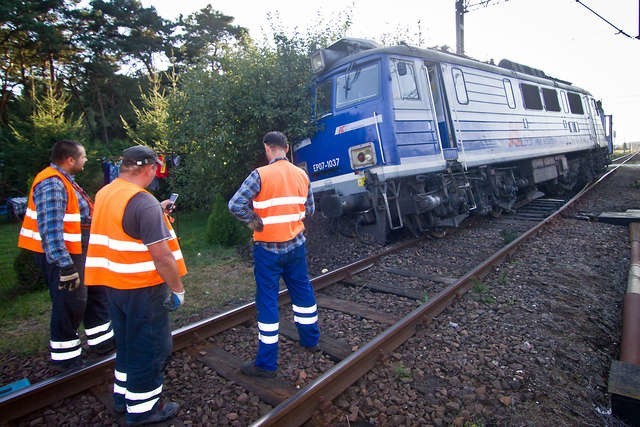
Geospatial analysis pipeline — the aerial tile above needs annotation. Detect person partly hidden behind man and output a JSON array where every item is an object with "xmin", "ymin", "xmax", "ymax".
[
  {"xmin": 18, "ymin": 139, "xmax": 114, "ymax": 372},
  {"xmin": 85, "ymin": 145, "xmax": 187, "ymax": 425},
  {"xmin": 228, "ymin": 131, "xmax": 320, "ymax": 378}
]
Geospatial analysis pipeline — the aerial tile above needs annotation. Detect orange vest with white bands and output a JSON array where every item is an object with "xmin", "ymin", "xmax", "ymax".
[
  {"xmin": 84, "ymin": 178, "xmax": 187, "ymax": 290},
  {"xmin": 18, "ymin": 166, "xmax": 82, "ymax": 254},
  {"xmin": 252, "ymin": 160, "xmax": 309, "ymax": 243}
]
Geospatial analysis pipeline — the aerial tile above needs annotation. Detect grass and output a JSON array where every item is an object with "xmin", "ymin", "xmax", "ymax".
[
  {"xmin": 393, "ymin": 362, "xmax": 412, "ymax": 382},
  {"xmin": 0, "ymin": 210, "xmax": 256, "ymax": 355},
  {"xmin": 0, "ymin": 221, "xmax": 21, "ymax": 292},
  {"xmin": 497, "ymin": 270, "xmax": 509, "ymax": 286},
  {"xmin": 471, "ymin": 280, "xmax": 496, "ymax": 305},
  {"xmin": 0, "ymin": 220, "xmax": 51, "ymax": 354}
]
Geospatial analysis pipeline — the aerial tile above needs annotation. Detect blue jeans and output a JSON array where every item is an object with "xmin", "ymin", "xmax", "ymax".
[
  {"xmin": 107, "ymin": 284, "xmax": 172, "ymax": 423},
  {"xmin": 253, "ymin": 244, "xmax": 320, "ymax": 371}
]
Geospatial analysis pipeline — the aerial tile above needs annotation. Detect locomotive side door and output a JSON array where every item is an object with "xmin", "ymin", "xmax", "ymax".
[
  {"xmin": 584, "ymin": 95, "xmax": 598, "ymax": 144},
  {"xmin": 389, "ymin": 58, "xmax": 443, "ymax": 160},
  {"xmin": 424, "ymin": 64, "xmax": 457, "ymax": 153}
]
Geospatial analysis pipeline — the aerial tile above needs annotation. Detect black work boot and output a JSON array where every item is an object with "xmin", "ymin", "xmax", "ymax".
[
  {"xmin": 126, "ymin": 401, "xmax": 179, "ymax": 426},
  {"xmin": 241, "ymin": 361, "xmax": 276, "ymax": 378}
]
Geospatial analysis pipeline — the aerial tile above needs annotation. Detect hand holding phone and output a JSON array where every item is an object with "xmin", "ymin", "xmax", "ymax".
[{"xmin": 166, "ymin": 193, "xmax": 179, "ymax": 212}]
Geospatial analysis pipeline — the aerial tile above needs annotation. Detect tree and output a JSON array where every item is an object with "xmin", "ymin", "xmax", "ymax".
[
  {"xmin": 122, "ymin": 74, "xmax": 172, "ymax": 152},
  {"xmin": 173, "ymin": 5, "xmax": 248, "ymax": 72},
  {"xmin": 59, "ymin": 0, "xmax": 173, "ymax": 143},
  {"xmin": 0, "ymin": 0, "xmax": 79, "ymax": 123},
  {"xmin": 165, "ymin": 13, "xmax": 351, "ymax": 210},
  {"xmin": 4, "ymin": 84, "xmax": 86, "ymax": 195},
  {"xmin": 72, "ymin": 0, "xmax": 173, "ymax": 77}
]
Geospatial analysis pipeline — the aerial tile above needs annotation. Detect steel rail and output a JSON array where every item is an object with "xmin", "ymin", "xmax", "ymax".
[
  {"xmin": 0, "ymin": 238, "xmax": 419, "ymax": 423},
  {"xmin": 620, "ymin": 222, "xmax": 640, "ymax": 364},
  {"xmin": 3, "ymin": 155, "xmax": 633, "ymax": 423},
  {"xmin": 251, "ymin": 157, "xmax": 635, "ymax": 427}
]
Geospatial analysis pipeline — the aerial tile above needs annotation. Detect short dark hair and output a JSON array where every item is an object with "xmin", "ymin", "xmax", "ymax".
[
  {"xmin": 262, "ymin": 131, "xmax": 288, "ymax": 148},
  {"xmin": 51, "ymin": 140, "xmax": 82, "ymax": 164}
]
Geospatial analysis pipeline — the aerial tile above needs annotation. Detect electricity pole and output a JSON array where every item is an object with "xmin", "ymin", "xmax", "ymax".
[
  {"xmin": 455, "ymin": 0, "xmax": 465, "ymax": 55},
  {"xmin": 456, "ymin": 1, "xmax": 507, "ymax": 55}
]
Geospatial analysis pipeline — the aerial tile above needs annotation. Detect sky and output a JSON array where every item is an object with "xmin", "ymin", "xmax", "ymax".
[{"xmin": 141, "ymin": 0, "xmax": 640, "ymax": 145}]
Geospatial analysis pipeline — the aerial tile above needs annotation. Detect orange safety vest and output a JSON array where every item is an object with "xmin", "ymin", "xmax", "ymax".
[
  {"xmin": 18, "ymin": 166, "xmax": 82, "ymax": 254},
  {"xmin": 84, "ymin": 178, "xmax": 187, "ymax": 290},
  {"xmin": 253, "ymin": 160, "xmax": 309, "ymax": 243}
]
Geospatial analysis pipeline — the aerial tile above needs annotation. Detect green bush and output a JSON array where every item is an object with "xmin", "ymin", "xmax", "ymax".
[
  {"xmin": 206, "ymin": 193, "xmax": 250, "ymax": 247},
  {"xmin": 13, "ymin": 249, "xmax": 45, "ymax": 293}
]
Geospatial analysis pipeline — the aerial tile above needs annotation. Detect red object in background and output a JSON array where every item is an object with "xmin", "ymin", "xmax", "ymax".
[{"xmin": 156, "ymin": 154, "xmax": 168, "ymax": 178}]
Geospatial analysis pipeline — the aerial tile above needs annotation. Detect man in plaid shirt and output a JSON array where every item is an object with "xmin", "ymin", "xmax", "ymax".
[
  {"xmin": 228, "ymin": 131, "xmax": 320, "ymax": 378},
  {"xmin": 18, "ymin": 140, "xmax": 114, "ymax": 371}
]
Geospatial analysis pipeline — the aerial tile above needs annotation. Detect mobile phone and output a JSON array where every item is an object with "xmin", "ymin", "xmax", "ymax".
[{"xmin": 167, "ymin": 193, "xmax": 179, "ymax": 210}]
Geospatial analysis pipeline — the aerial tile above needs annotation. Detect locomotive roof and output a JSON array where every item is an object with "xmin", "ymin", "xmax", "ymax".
[{"xmin": 316, "ymin": 39, "xmax": 592, "ymax": 96}]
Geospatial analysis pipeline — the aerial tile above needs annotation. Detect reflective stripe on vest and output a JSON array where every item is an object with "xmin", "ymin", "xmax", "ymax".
[
  {"xmin": 17, "ymin": 166, "xmax": 82, "ymax": 254},
  {"xmin": 84, "ymin": 178, "xmax": 187, "ymax": 290},
  {"xmin": 252, "ymin": 160, "xmax": 309, "ymax": 243}
]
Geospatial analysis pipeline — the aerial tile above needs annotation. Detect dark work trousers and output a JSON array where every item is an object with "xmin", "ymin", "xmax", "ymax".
[
  {"xmin": 253, "ymin": 243, "xmax": 320, "ymax": 372},
  {"xmin": 107, "ymin": 284, "xmax": 172, "ymax": 424},
  {"xmin": 35, "ymin": 252, "xmax": 111, "ymax": 363}
]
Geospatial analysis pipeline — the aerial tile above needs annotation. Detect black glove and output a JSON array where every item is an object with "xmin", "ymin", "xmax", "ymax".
[
  {"xmin": 59, "ymin": 264, "xmax": 80, "ymax": 291},
  {"xmin": 248, "ymin": 217, "xmax": 264, "ymax": 232}
]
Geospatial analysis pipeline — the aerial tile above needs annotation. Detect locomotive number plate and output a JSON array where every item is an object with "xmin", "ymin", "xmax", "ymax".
[{"xmin": 311, "ymin": 157, "xmax": 340, "ymax": 173}]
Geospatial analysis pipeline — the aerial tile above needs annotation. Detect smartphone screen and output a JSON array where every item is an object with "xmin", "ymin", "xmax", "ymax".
[{"xmin": 167, "ymin": 193, "xmax": 179, "ymax": 211}]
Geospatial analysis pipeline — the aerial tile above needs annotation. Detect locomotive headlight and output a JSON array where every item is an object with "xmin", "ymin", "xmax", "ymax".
[
  {"xmin": 310, "ymin": 50, "xmax": 325, "ymax": 74},
  {"xmin": 349, "ymin": 142, "xmax": 377, "ymax": 170}
]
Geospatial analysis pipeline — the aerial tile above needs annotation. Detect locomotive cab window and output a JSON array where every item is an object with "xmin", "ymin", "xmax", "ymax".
[
  {"xmin": 335, "ymin": 62, "xmax": 379, "ymax": 109},
  {"xmin": 391, "ymin": 59, "xmax": 420, "ymax": 101},
  {"xmin": 520, "ymin": 83, "xmax": 543, "ymax": 110},
  {"xmin": 541, "ymin": 88, "xmax": 561, "ymax": 112},
  {"xmin": 315, "ymin": 79, "xmax": 332, "ymax": 119},
  {"xmin": 567, "ymin": 92, "xmax": 584, "ymax": 115}
]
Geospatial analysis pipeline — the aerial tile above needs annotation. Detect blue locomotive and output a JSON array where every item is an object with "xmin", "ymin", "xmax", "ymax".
[{"xmin": 293, "ymin": 38, "xmax": 612, "ymax": 242}]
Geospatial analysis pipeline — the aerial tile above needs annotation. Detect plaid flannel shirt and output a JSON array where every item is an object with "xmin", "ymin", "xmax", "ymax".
[
  {"xmin": 32, "ymin": 164, "xmax": 91, "ymax": 267},
  {"xmin": 228, "ymin": 158, "xmax": 314, "ymax": 254}
]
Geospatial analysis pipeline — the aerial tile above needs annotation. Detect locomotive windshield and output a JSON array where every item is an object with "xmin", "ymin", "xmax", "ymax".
[{"xmin": 335, "ymin": 62, "xmax": 379, "ymax": 108}]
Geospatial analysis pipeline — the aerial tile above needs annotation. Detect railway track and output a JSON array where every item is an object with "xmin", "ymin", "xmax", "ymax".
[{"xmin": 1, "ymin": 155, "xmax": 636, "ymax": 426}]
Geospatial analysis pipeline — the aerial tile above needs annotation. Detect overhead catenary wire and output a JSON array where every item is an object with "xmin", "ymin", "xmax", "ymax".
[
  {"xmin": 465, "ymin": 0, "xmax": 510, "ymax": 12},
  {"xmin": 574, "ymin": 0, "xmax": 638, "ymax": 39}
]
